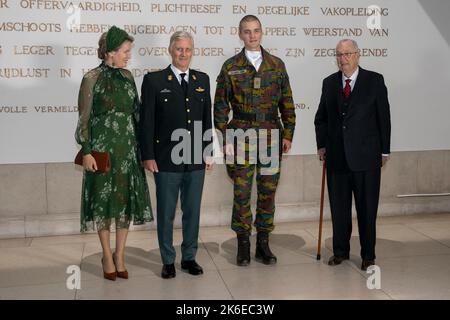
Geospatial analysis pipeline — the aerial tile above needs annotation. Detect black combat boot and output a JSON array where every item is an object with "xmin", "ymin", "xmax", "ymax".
[
  {"xmin": 255, "ymin": 231, "xmax": 277, "ymax": 265},
  {"xmin": 236, "ymin": 233, "xmax": 251, "ymax": 266}
]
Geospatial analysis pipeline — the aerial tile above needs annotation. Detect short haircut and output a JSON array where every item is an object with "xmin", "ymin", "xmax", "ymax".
[
  {"xmin": 169, "ymin": 31, "xmax": 194, "ymax": 51},
  {"xmin": 239, "ymin": 15, "xmax": 262, "ymax": 33},
  {"xmin": 337, "ymin": 39, "xmax": 359, "ymax": 51}
]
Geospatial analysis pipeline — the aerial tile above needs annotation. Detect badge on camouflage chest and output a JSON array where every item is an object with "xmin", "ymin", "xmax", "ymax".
[
  {"xmin": 253, "ymin": 77, "xmax": 261, "ymax": 89},
  {"xmin": 228, "ymin": 69, "xmax": 247, "ymax": 76}
]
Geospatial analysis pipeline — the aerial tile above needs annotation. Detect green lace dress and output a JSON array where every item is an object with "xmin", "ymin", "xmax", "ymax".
[{"xmin": 75, "ymin": 63, "xmax": 153, "ymax": 232}]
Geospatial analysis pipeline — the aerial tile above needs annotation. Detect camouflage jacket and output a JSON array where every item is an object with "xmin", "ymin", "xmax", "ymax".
[{"xmin": 214, "ymin": 47, "xmax": 296, "ymax": 141}]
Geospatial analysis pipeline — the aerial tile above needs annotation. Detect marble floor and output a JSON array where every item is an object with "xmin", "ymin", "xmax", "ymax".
[{"xmin": 0, "ymin": 212, "xmax": 449, "ymax": 300}]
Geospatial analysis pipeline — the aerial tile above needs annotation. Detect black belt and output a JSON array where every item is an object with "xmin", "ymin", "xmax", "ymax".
[{"xmin": 233, "ymin": 110, "xmax": 279, "ymax": 122}]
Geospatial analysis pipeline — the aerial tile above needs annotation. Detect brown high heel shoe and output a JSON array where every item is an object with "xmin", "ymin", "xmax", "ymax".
[
  {"xmin": 101, "ymin": 258, "xmax": 117, "ymax": 281},
  {"xmin": 113, "ymin": 253, "xmax": 129, "ymax": 279}
]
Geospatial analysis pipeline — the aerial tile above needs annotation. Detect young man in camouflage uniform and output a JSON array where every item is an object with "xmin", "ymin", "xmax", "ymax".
[{"xmin": 214, "ymin": 15, "xmax": 296, "ymax": 266}]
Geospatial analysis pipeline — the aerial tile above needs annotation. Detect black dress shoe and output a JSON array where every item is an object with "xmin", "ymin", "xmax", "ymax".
[
  {"xmin": 328, "ymin": 255, "xmax": 349, "ymax": 266},
  {"xmin": 181, "ymin": 260, "xmax": 203, "ymax": 275},
  {"xmin": 361, "ymin": 260, "xmax": 375, "ymax": 271},
  {"xmin": 255, "ymin": 232, "xmax": 277, "ymax": 265},
  {"xmin": 161, "ymin": 264, "xmax": 176, "ymax": 279}
]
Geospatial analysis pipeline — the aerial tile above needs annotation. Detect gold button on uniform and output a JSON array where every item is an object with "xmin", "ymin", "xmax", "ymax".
[
  {"xmin": 186, "ymin": 98, "xmax": 189, "ymax": 102},
  {"xmin": 188, "ymin": 120, "xmax": 191, "ymax": 123},
  {"xmin": 187, "ymin": 109, "xmax": 190, "ymax": 112},
  {"xmin": 164, "ymin": 99, "xmax": 168, "ymax": 102}
]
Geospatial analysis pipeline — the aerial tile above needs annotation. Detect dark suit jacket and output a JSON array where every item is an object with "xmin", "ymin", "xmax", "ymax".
[
  {"xmin": 314, "ymin": 67, "xmax": 391, "ymax": 172},
  {"xmin": 140, "ymin": 66, "xmax": 212, "ymax": 172}
]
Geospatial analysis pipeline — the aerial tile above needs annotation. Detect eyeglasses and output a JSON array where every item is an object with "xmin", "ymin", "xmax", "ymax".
[{"xmin": 335, "ymin": 51, "xmax": 358, "ymax": 58}]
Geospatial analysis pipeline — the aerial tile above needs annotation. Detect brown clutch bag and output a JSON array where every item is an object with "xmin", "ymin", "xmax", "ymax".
[{"xmin": 74, "ymin": 150, "xmax": 111, "ymax": 173}]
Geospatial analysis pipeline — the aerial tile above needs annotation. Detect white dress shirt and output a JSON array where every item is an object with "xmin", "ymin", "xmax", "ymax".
[
  {"xmin": 170, "ymin": 64, "xmax": 189, "ymax": 84},
  {"xmin": 341, "ymin": 67, "xmax": 359, "ymax": 91},
  {"xmin": 245, "ymin": 49, "xmax": 263, "ymax": 72}
]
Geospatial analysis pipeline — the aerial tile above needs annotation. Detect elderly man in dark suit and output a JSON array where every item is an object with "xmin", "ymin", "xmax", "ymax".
[
  {"xmin": 314, "ymin": 39, "xmax": 391, "ymax": 271},
  {"xmin": 140, "ymin": 31, "xmax": 213, "ymax": 279}
]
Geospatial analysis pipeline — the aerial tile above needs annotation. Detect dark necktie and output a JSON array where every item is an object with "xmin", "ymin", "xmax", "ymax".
[
  {"xmin": 343, "ymin": 79, "xmax": 352, "ymax": 99},
  {"xmin": 180, "ymin": 73, "xmax": 188, "ymax": 97}
]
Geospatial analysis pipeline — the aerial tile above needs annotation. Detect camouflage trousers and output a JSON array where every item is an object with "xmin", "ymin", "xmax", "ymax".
[{"xmin": 226, "ymin": 161, "xmax": 281, "ymax": 235}]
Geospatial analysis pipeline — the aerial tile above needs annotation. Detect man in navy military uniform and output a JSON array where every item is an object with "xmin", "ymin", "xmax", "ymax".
[{"xmin": 140, "ymin": 31, "xmax": 213, "ymax": 279}]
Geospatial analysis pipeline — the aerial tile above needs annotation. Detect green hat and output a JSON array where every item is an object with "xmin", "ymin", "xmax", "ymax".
[{"xmin": 106, "ymin": 26, "xmax": 132, "ymax": 52}]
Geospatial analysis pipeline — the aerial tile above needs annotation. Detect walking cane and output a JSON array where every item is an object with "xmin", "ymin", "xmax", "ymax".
[{"xmin": 316, "ymin": 159, "xmax": 326, "ymax": 260}]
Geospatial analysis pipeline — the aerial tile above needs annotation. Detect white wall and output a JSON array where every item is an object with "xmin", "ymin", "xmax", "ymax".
[{"xmin": 1, "ymin": 0, "xmax": 450, "ymax": 164}]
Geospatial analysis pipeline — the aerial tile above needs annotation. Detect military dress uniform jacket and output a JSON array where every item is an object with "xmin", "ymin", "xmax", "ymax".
[
  {"xmin": 214, "ymin": 47, "xmax": 296, "ymax": 145},
  {"xmin": 140, "ymin": 66, "xmax": 212, "ymax": 172}
]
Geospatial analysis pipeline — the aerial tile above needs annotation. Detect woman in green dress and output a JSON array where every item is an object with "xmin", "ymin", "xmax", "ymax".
[{"xmin": 75, "ymin": 26, "xmax": 153, "ymax": 281}]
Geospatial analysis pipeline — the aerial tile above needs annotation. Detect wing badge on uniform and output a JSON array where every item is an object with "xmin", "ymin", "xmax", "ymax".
[{"xmin": 195, "ymin": 87, "xmax": 205, "ymax": 92}]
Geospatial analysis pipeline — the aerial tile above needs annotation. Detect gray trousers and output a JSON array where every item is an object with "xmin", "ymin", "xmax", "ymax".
[{"xmin": 154, "ymin": 169, "xmax": 205, "ymax": 265}]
